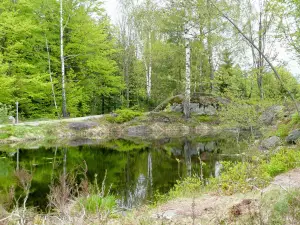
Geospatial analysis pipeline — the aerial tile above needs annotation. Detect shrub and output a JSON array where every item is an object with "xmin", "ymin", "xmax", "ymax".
[
  {"xmin": 170, "ymin": 149, "xmax": 300, "ymax": 197},
  {"xmin": 106, "ymin": 109, "xmax": 142, "ymax": 123},
  {"xmin": 78, "ymin": 195, "xmax": 116, "ymax": 213},
  {"xmin": 209, "ymin": 160, "xmax": 271, "ymax": 195},
  {"xmin": 264, "ymin": 149, "xmax": 300, "ymax": 177}
]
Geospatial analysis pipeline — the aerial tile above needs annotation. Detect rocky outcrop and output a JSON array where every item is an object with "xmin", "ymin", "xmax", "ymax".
[
  {"xmin": 286, "ymin": 129, "xmax": 300, "ymax": 144},
  {"xmin": 68, "ymin": 121, "xmax": 98, "ymax": 130},
  {"xmin": 260, "ymin": 105, "xmax": 283, "ymax": 125},
  {"xmin": 260, "ymin": 136, "xmax": 281, "ymax": 150},
  {"xmin": 170, "ymin": 94, "xmax": 229, "ymax": 116}
]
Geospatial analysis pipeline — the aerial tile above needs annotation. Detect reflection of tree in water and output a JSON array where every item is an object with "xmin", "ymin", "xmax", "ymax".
[
  {"xmin": 119, "ymin": 151, "xmax": 153, "ymax": 209},
  {"xmin": 0, "ymin": 136, "xmax": 245, "ymax": 211}
]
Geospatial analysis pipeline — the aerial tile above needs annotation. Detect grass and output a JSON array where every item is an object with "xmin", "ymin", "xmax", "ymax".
[
  {"xmin": 262, "ymin": 188, "xmax": 300, "ymax": 224},
  {"xmin": 77, "ymin": 195, "xmax": 116, "ymax": 214},
  {"xmin": 276, "ymin": 113, "xmax": 300, "ymax": 137}
]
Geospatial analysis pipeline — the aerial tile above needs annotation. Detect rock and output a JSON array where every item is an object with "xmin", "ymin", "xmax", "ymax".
[
  {"xmin": 260, "ymin": 105, "xmax": 283, "ymax": 125},
  {"xmin": 286, "ymin": 129, "xmax": 300, "ymax": 144},
  {"xmin": 171, "ymin": 103, "xmax": 183, "ymax": 112},
  {"xmin": 171, "ymin": 148, "xmax": 182, "ymax": 156},
  {"xmin": 260, "ymin": 136, "xmax": 281, "ymax": 150},
  {"xmin": 196, "ymin": 143, "xmax": 205, "ymax": 152},
  {"xmin": 190, "ymin": 103, "xmax": 200, "ymax": 113},
  {"xmin": 205, "ymin": 141, "xmax": 217, "ymax": 152},
  {"xmin": 69, "ymin": 122, "xmax": 98, "ymax": 130},
  {"xmin": 204, "ymin": 105, "xmax": 217, "ymax": 116}
]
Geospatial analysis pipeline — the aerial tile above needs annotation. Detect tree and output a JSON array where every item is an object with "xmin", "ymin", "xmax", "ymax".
[{"xmin": 60, "ymin": 0, "xmax": 67, "ymax": 117}]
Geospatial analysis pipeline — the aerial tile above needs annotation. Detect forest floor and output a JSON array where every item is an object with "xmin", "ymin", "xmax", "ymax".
[{"xmin": 119, "ymin": 168, "xmax": 300, "ymax": 224}]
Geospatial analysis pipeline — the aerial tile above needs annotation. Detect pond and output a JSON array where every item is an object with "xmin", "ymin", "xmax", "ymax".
[{"xmin": 0, "ymin": 134, "xmax": 250, "ymax": 211}]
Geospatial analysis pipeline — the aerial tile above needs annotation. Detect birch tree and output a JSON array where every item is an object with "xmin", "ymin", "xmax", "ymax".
[
  {"xmin": 132, "ymin": 0, "xmax": 156, "ymax": 100},
  {"xmin": 60, "ymin": 0, "xmax": 67, "ymax": 117},
  {"xmin": 184, "ymin": 7, "xmax": 191, "ymax": 119}
]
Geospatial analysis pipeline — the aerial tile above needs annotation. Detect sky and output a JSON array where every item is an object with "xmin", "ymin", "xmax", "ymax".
[
  {"xmin": 102, "ymin": 0, "xmax": 300, "ymax": 78},
  {"xmin": 103, "ymin": 0, "xmax": 119, "ymax": 24}
]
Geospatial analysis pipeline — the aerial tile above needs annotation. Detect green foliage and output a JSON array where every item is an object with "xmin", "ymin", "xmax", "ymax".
[
  {"xmin": 192, "ymin": 115, "xmax": 217, "ymax": 123},
  {"xmin": 168, "ymin": 176, "xmax": 202, "ymax": 199},
  {"xmin": 210, "ymin": 160, "xmax": 271, "ymax": 195},
  {"xmin": 264, "ymin": 149, "xmax": 300, "ymax": 176},
  {"xmin": 171, "ymin": 148, "xmax": 300, "ymax": 197},
  {"xmin": 101, "ymin": 139, "xmax": 149, "ymax": 151},
  {"xmin": 219, "ymin": 100, "xmax": 259, "ymax": 130},
  {"xmin": 0, "ymin": 103, "xmax": 13, "ymax": 124},
  {"xmin": 276, "ymin": 113, "xmax": 300, "ymax": 137},
  {"xmin": 78, "ymin": 195, "xmax": 116, "ymax": 214},
  {"xmin": 106, "ymin": 109, "xmax": 143, "ymax": 123}
]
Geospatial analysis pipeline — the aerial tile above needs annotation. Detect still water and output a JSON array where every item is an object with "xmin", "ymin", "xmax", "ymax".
[{"xmin": 0, "ymin": 135, "xmax": 248, "ymax": 211}]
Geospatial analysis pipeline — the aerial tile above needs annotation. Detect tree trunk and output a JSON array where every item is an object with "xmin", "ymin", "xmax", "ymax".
[
  {"xmin": 207, "ymin": 0, "xmax": 214, "ymax": 93},
  {"xmin": 257, "ymin": 11, "xmax": 264, "ymax": 99},
  {"xmin": 125, "ymin": 60, "xmax": 130, "ymax": 107},
  {"xmin": 45, "ymin": 36, "xmax": 59, "ymax": 117},
  {"xmin": 146, "ymin": 31, "xmax": 152, "ymax": 100},
  {"xmin": 184, "ymin": 18, "xmax": 191, "ymax": 119},
  {"xmin": 60, "ymin": 0, "xmax": 67, "ymax": 117}
]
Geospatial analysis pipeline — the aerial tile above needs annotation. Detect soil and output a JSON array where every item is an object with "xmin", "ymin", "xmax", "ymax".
[{"xmin": 143, "ymin": 168, "xmax": 300, "ymax": 225}]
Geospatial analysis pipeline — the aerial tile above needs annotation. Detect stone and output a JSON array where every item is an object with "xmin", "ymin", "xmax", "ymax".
[
  {"xmin": 260, "ymin": 105, "xmax": 283, "ymax": 125},
  {"xmin": 205, "ymin": 141, "xmax": 217, "ymax": 152},
  {"xmin": 69, "ymin": 122, "xmax": 98, "ymax": 130},
  {"xmin": 204, "ymin": 105, "xmax": 217, "ymax": 116},
  {"xmin": 190, "ymin": 103, "xmax": 200, "ymax": 113},
  {"xmin": 171, "ymin": 103, "xmax": 183, "ymax": 113},
  {"xmin": 196, "ymin": 143, "xmax": 205, "ymax": 152},
  {"xmin": 171, "ymin": 148, "xmax": 182, "ymax": 156},
  {"xmin": 286, "ymin": 129, "xmax": 300, "ymax": 144},
  {"xmin": 260, "ymin": 136, "xmax": 281, "ymax": 150}
]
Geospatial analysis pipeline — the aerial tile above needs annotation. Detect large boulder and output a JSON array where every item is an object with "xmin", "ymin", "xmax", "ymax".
[
  {"xmin": 204, "ymin": 105, "xmax": 217, "ymax": 116},
  {"xmin": 260, "ymin": 136, "xmax": 281, "ymax": 150},
  {"xmin": 260, "ymin": 105, "xmax": 283, "ymax": 125},
  {"xmin": 286, "ymin": 129, "xmax": 300, "ymax": 144}
]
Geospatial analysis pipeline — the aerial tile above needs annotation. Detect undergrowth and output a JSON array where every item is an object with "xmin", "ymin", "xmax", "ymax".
[
  {"xmin": 158, "ymin": 148, "xmax": 300, "ymax": 200},
  {"xmin": 276, "ymin": 113, "xmax": 300, "ymax": 137}
]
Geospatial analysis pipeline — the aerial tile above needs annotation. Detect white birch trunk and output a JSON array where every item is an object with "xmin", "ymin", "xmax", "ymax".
[
  {"xmin": 184, "ymin": 15, "xmax": 191, "ymax": 119},
  {"xmin": 60, "ymin": 0, "xmax": 67, "ymax": 117},
  {"xmin": 147, "ymin": 31, "xmax": 152, "ymax": 99}
]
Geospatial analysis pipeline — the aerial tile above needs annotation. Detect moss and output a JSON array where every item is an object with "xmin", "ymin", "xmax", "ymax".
[
  {"xmin": 192, "ymin": 115, "xmax": 217, "ymax": 123},
  {"xmin": 106, "ymin": 109, "xmax": 143, "ymax": 124}
]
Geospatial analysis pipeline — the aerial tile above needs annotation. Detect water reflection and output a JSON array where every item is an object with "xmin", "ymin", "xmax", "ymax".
[{"xmin": 0, "ymin": 135, "xmax": 246, "ymax": 211}]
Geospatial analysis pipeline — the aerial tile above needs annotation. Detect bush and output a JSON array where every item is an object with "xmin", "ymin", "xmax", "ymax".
[
  {"xmin": 264, "ymin": 149, "xmax": 300, "ymax": 177},
  {"xmin": 0, "ymin": 103, "xmax": 13, "ymax": 124},
  {"xmin": 106, "ymin": 109, "xmax": 142, "ymax": 123},
  {"xmin": 276, "ymin": 113, "xmax": 300, "ymax": 137},
  {"xmin": 210, "ymin": 160, "xmax": 271, "ymax": 195},
  {"xmin": 170, "ymin": 148, "xmax": 300, "ymax": 197}
]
